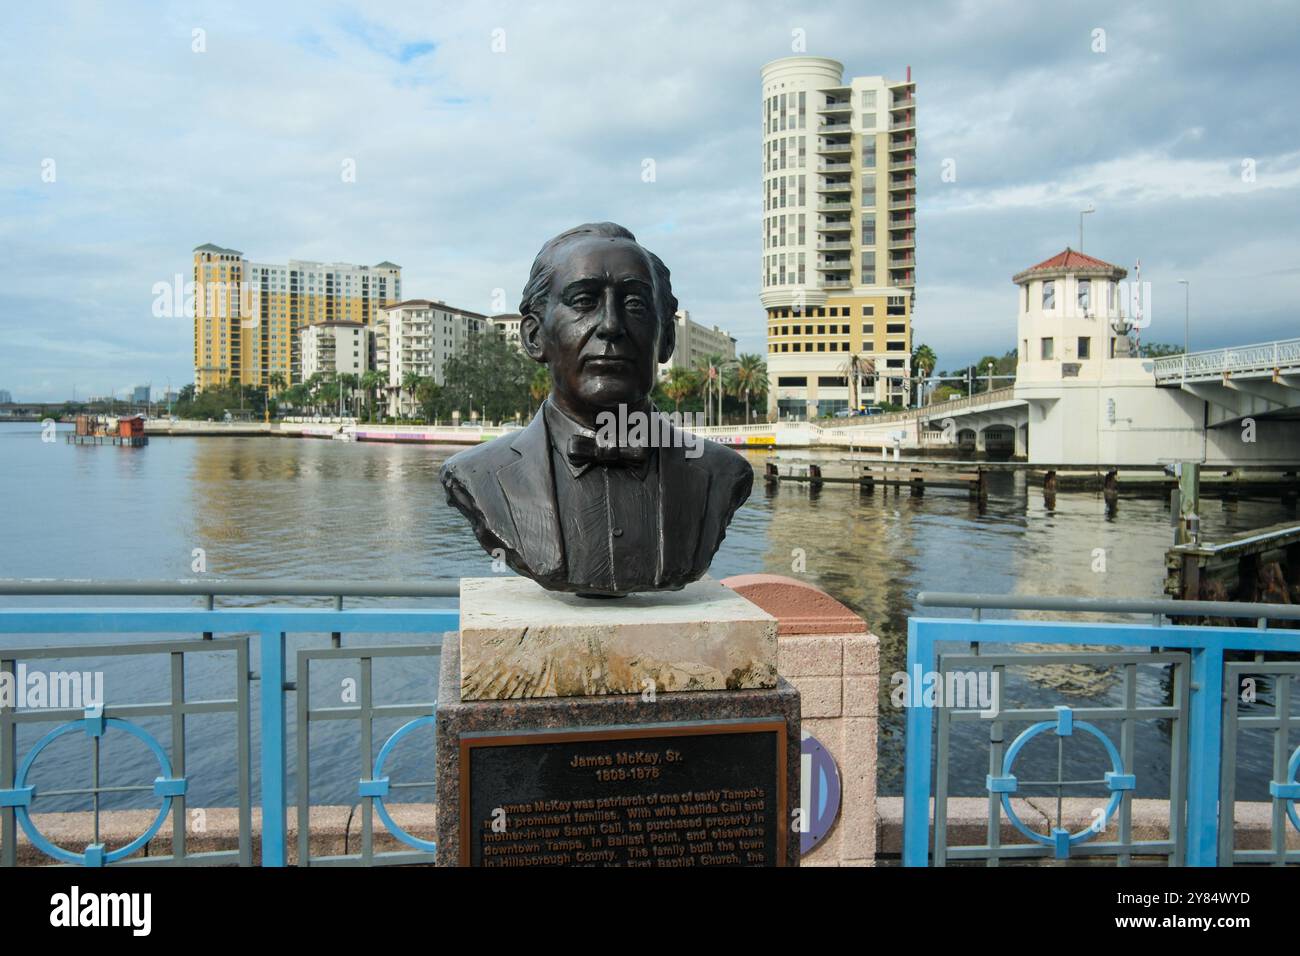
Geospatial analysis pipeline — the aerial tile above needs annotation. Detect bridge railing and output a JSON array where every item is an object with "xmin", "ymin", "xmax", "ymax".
[
  {"xmin": 0, "ymin": 580, "xmax": 459, "ymax": 867},
  {"xmin": 906, "ymin": 592, "xmax": 1300, "ymax": 866},
  {"xmin": 1153, "ymin": 337, "xmax": 1300, "ymax": 385}
]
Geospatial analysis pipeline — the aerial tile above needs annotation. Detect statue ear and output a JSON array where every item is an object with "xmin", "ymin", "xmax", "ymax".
[
  {"xmin": 520, "ymin": 312, "xmax": 546, "ymax": 362},
  {"xmin": 657, "ymin": 311, "xmax": 676, "ymax": 365}
]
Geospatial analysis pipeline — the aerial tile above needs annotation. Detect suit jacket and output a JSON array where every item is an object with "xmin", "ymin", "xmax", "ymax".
[{"xmin": 439, "ymin": 406, "xmax": 753, "ymax": 594}]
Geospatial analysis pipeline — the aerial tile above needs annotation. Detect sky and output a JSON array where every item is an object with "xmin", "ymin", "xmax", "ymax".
[{"xmin": 1, "ymin": 0, "xmax": 1298, "ymax": 401}]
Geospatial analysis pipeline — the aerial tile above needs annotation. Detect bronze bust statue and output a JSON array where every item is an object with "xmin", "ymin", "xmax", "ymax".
[{"xmin": 440, "ymin": 222, "xmax": 753, "ymax": 597}]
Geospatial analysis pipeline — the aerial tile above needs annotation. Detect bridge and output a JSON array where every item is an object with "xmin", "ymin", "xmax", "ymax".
[
  {"xmin": 1154, "ymin": 337, "xmax": 1300, "ymax": 426},
  {"xmin": 699, "ymin": 385, "xmax": 1028, "ymax": 456}
]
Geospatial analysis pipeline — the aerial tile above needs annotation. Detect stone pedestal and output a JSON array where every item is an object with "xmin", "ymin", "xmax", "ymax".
[
  {"xmin": 458, "ymin": 577, "xmax": 778, "ymax": 700},
  {"xmin": 435, "ymin": 578, "xmax": 800, "ymax": 867}
]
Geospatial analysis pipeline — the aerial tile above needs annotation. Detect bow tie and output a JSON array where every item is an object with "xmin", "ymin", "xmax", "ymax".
[{"xmin": 566, "ymin": 434, "xmax": 650, "ymax": 468}]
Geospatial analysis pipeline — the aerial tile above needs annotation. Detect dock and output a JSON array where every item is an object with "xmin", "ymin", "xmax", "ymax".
[
  {"xmin": 66, "ymin": 434, "xmax": 148, "ymax": 447},
  {"xmin": 764, "ymin": 460, "xmax": 988, "ymax": 500},
  {"xmin": 1165, "ymin": 520, "xmax": 1300, "ymax": 608}
]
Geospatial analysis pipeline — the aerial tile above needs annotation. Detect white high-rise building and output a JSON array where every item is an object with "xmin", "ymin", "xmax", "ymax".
[
  {"xmin": 658, "ymin": 310, "xmax": 737, "ymax": 377},
  {"xmin": 299, "ymin": 321, "xmax": 370, "ymax": 380},
  {"xmin": 378, "ymin": 299, "xmax": 489, "ymax": 416},
  {"xmin": 760, "ymin": 56, "xmax": 916, "ymax": 419}
]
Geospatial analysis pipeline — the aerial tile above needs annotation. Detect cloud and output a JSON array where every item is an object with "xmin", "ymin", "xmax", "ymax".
[{"xmin": 0, "ymin": 0, "xmax": 1298, "ymax": 400}]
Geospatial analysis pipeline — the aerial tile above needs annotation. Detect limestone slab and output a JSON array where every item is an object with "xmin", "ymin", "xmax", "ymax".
[{"xmin": 458, "ymin": 576, "xmax": 778, "ymax": 700}]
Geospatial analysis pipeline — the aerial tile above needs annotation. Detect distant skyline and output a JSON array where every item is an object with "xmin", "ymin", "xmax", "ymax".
[{"xmin": 2, "ymin": 1, "xmax": 1299, "ymax": 401}]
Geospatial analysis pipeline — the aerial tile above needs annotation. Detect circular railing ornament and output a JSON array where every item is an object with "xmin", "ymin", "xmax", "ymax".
[
  {"xmin": 985, "ymin": 706, "xmax": 1134, "ymax": 860},
  {"xmin": 10, "ymin": 715, "xmax": 185, "ymax": 866},
  {"xmin": 1271, "ymin": 745, "xmax": 1300, "ymax": 834},
  {"xmin": 359, "ymin": 715, "xmax": 438, "ymax": 854}
]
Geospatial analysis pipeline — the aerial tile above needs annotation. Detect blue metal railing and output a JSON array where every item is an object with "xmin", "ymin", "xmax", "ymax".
[
  {"xmin": 906, "ymin": 593, "xmax": 1300, "ymax": 867},
  {"xmin": 0, "ymin": 581, "xmax": 459, "ymax": 867}
]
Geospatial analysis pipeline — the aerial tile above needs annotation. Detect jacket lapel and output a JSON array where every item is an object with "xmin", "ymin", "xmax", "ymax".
[
  {"xmin": 656, "ymin": 422, "xmax": 711, "ymax": 584},
  {"xmin": 496, "ymin": 412, "xmax": 565, "ymax": 579}
]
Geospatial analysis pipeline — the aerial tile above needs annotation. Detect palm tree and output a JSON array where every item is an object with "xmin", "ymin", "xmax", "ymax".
[
  {"xmin": 529, "ymin": 366, "xmax": 550, "ymax": 416},
  {"xmin": 338, "ymin": 373, "xmax": 359, "ymax": 417},
  {"xmin": 359, "ymin": 370, "xmax": 383, "ymax": 422},
  {"xmin": 692, "ymin": 353, "xmax": 727, "ymax": 426},
  {"xmin": 731, "ymin": 353, "xmax": 767, "ymax": 423},
  {"xmin": 268, "ymin": 372, "xmax": 287, "ymax": 397},
  {"xmin": 400, "ymin": 371, "xmax": 422, "ymax": 421},
  {"xmin": 911, "ymin": 343, "xmax": 937, "ymax": 404},
  {"xmin": 662, "ymin": 366, "xmax": 697, "ymax": 413},
  {"xmin": 839, "ymin": 353, "xmax": 875, "ymax": 413}
]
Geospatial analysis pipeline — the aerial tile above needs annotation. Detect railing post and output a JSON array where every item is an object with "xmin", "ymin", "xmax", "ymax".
[
  {"xmin": 903, "ymin": 620, "xmax": 936, "ymax": 866},
  {"xmin": 1185, "ymin": 644, "xmax": 1224, "ymax": 866},
  {"xmin": 260, "ymin": 629, "xmax": 287, "ymax": 867}
]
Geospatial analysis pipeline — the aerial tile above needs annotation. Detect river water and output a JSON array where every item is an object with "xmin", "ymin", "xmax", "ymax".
[{"xmin": 0, "ymin": 421, "xmax": 1290, "ymax": 814}]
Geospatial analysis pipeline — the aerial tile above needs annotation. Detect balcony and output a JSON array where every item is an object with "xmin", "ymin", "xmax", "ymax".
[
  {"xmin": 889, "ymin": 236, "xmax": 915, "ymax": 249},
  {"xmin": 818, "ymin": 219, "xmax": 852, "ymax": 233},
  {"xmin": 890, "ymin": 255, "xmax": 916, "ymax": 268},
  {"xmin": 818, "ymin": 160, "xmax": 852, "ymax": 173},
  {"xmin": 889, "ymin": 176, "xmax": 916, "ymax": 190},
  {"xmin": 815, "ymin": 258, "xmax": 852, "ymax": 271},
  {"xmin": 890, "ymin": 155, "xmax": 916, "ymax": 170},
  {"xmin": 889, "ymin": 196, "xmax": 917, "ymax": 210},
  {"xmin": 817, "ymin": 100, "xmax": 852, "ymax": 114},
  {"xmin": 889, "ymin": 274, "xmax": 914, "ymax": 287},
  {"xmin": 817, "ymin": 239, "xmax": 853, "ymax": 251},
  {"xmin": 817, "ymin": 179, "xmax": 852, "ymax": 194},
  {"xmin": 819, "ymin": 278, "xmax": 852, "ymax": 289},
  {"xmin": 819, "ymin": 120, "xmax": 853, "ymax": 134},
  {"xmin": 890, "ymin": 113, "xmax": 916, "ymax": 130},
  {"xmin": 817, "ymin": 200, "xmax": 853, "ymax": 213},
  {"xmin": 889, "ymin": 135, "xmax": 916, "ymax": 151},
  {"xmin": 891, "ymin": 96, "xmax": 915, "ymax": 109},
  {"xmin": 816, "ymin": 141, "xmax": 852, "ymax": 155}
]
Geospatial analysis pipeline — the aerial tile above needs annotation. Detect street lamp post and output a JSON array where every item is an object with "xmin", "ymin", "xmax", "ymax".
[
  {"xmin": 986, "ymin": 362, "xmax": 993, "ymax": 392},
  {"xmin": 1177, "ymin": 279, "xmax": 1190, "ymax": 383},
  {"xmin": 1079, "ymin": 203, "xmax": 1095, "ymax": 252}
]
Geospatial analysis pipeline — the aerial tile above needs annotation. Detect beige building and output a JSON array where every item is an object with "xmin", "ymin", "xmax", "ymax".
[
  {"xmin": 659, "ymin": 310, "xmax": 737, "ymax": 376},
  {"xmin": 378, "ymin": 299, "xmax": 490, "ymax": 417},
  {"xmin": 191, "ymin": 243, "xmax": 400, "ymax": 391},
  {"xmin": 299, "ymin": 321, "xmax": 370, "ymax": 380},
  {"xmin": 760, "ymin": 57, "xmax": 916, "ymax": 419},
  {"xmin": 489, "ymin": 314, "xmax": 524, "ymax": 351}
]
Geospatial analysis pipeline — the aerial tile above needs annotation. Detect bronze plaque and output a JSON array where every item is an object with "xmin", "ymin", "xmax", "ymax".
[{"xmin": 459, "ymin": 718, "xmax": 787, "ymax": 866}]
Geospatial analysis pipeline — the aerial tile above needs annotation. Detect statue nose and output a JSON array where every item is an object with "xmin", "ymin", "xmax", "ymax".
[{"xmin": 594, "ymin": 291, "xmax": 625, "ymax": 339}]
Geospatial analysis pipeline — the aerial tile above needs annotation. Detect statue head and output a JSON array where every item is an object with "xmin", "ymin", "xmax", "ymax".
[{"xmin": 518, "ymin": 223, "xmax": 677, "ymax": 423}]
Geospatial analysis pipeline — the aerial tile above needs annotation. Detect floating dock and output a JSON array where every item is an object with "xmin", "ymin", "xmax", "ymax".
[{"xmin": 66, "ymin": 434, "xmax": 149, "ymax": 447}]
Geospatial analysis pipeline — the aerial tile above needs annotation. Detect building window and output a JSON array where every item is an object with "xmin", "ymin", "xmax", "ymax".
[
  {"xmin": 817, "ymin": 325, "xmax": 825, "ymax": 334},
  {"xmin": 1077, "ymin": 279, "xmax": 1091, "ymax": 313},
  {"xmin": 862, "ymin": 306, "xmax": 875, "ymax": 316},
  {"xmin": 1041, "ymin": 337, "xmax": 1055, "ymax": 360},
  {"xmin": 817, "ymin": 342, "xmax": 826, "ymax": 351},
  {"xmin": 887, "ymin": 323, "xmax": 906, "ymax": 334},
  {"xmin": 886, "ymin": 341, "xmax": 905, "ymax": 351},
  {"xmin": 829, "ymin": 342, "xmax": 838, "ymax": 351},
  {"xmin": 1077, "ymin": 336, "xmax": 1091, "ymax": 359},
  {"xmin": 818, "ymin": 376, "xmax": 848, "ymax": 387},
  {"xmin": 1042, "ymin": 280, "xmax": 1055, "ymax": 310},
  {"xmin": 842, "ymin": 341, "xmax": 850, "ymax": 351},
  {"xmin": 862, "ymin": 323, "xmax": 874, "ymax": 334},
  {"xmin": 777, "ymin": 376, "xmax": 807, "ymax": 387}
]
